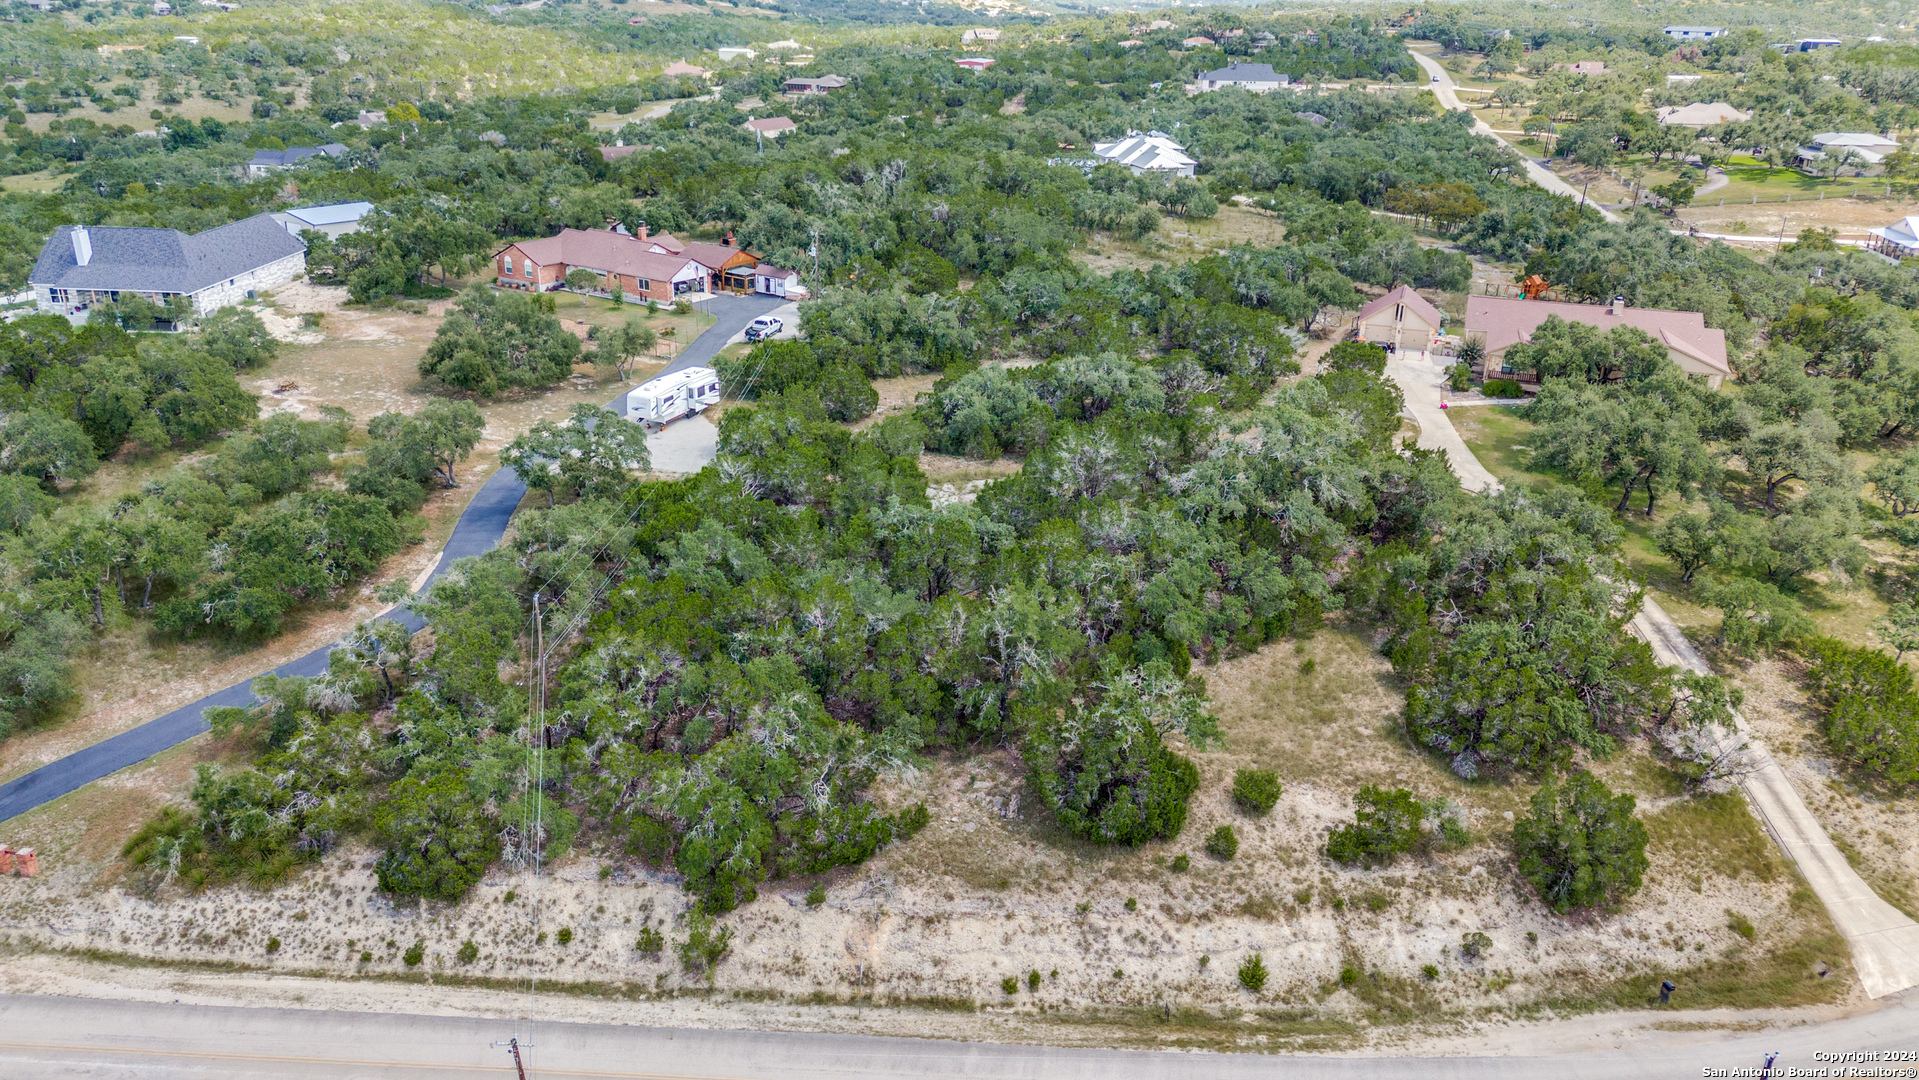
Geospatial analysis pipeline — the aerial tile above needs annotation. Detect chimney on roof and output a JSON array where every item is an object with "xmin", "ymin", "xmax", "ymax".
[
  {"xmin": 723, "ymin": 231, "xmax": 734, "ymax": 247},
  {"xmin": 636, "ymin": 221, "xmax": 648, "ymax": 241},
  {"xmin": 71, "ymin": 225, "xmax": 92, "ymax": 267},
  {"xmin": 1610, "ymin": 296, "xmax": 1627, "ymax": 315}
]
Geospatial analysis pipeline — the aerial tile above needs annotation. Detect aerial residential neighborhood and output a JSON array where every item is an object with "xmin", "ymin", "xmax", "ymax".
[{"xmin": 2, "ymin": 0, "xmax": 1919, "ymax": 1076}]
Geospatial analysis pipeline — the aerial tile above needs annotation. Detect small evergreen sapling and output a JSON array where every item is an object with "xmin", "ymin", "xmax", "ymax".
[
  {"xmin": 1512, "ymin": 771, "xmax": 1649, "ymax": 913},
  {"xmin": 1232, "ymin": 768, "xmax": 1282, "ymax": 815},
  {"xmin": 1205, "ymin": 825, "xmax": 1239, "ymax": 860}
]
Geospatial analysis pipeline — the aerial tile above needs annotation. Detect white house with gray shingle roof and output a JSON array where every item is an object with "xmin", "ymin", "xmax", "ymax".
[
  {"xmin": 1194, "ymin": 62, "xmax": 1291, "ymax": 93},
  {"xmin": 30, "ymin": 214, "xmax": 307, "ymax": 319}
]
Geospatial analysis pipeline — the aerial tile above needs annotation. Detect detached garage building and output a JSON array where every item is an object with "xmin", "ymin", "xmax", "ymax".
[
  {"xmin": 1354, "ymin": 285, "xmax": 1444, "ymax": 353},
  {"xmin": 753, "ymin": 264, "xmax": 807, "ymax": 299},
  {"xmin": 30, "ymin": 214, "xmax": 307, "ymax": 320}
]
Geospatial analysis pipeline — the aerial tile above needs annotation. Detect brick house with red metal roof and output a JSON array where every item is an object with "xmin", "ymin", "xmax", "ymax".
[{"xmin": 494, "ymin": 226, "xmax": 708, "ymax": 302}]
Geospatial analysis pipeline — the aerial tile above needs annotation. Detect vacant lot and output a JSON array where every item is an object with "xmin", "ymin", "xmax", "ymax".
[
  {"xmin": 1451, "ymin": 405, "xmax": 1919, "ymax": 932},
  {"xmin": 1076, "ymin": 204, "xmax": 1288, "ymax": 274},
  {"xmin": 0, "ymin": 625, "xmax": 1853, "ymax": 1052}
]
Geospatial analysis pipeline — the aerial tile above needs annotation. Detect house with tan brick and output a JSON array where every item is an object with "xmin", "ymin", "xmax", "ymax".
[
  {"xmin": 1464, "ymin": 295, "xmax": 1731, "ymax": 388},
  {"xmin": 494, "ymin": 226, "xmax": 708, "ymax": 302}
]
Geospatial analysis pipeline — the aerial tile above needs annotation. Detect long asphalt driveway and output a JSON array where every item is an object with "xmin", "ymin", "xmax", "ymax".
[
  {"xmin": 0, "ymin": 293, "xmax": 786, "ymax": 825},
  {"xmin": 1406, "ymin": 49, "xmax": 1623, "ymax": 225}
]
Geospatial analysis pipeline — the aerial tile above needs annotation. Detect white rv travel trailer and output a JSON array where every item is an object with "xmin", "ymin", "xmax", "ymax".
[{"xmin": 626, "ymin": 366, "xmax": 721, "ymax": 430}]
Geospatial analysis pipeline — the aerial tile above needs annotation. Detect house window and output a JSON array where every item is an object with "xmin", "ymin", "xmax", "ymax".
[
  {"xmin": 635, "ymin": 279, "xmax": 650, "ymax": 291},
  {"xmin": 524, "ymin": 262, "xmax": 535, "ymax": 279},
  {"xmin": 503, "ymin": 256, "xmax": 514, "ymax": 276}
]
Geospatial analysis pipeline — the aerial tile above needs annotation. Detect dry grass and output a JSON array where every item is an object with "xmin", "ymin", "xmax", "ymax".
[
  {"xmin": 917, "ymin": 452, "xmax": 1020, "ymax": 484},
  {"xmin": 1644, "ymin": 793, "xmax": 1785, "ymax": 885},
  {"xmin": 852, "ymin": 373, "xmax": 941, "ymax": 432},
  {"xmin": 0, "ymin": 632, "xmax": 1861, "ymax": 1043},
  {"xmin": 1075, "ymin": 204, "xmax": 1287, "ymax": 274},
  {"xmin": 0, "ymin": 169, "xmax": 66, "ymax": 193},
  {"xmin": 18, "ymin": 82, "xmax": 257, "ymax": 134},
  {"xmin": 1207, "ymin": 627, "xmax": 1500, "ymax": 806},
  {"xmin": 0, "ymin": 281, "xmax": 682, "ymax": 786}
]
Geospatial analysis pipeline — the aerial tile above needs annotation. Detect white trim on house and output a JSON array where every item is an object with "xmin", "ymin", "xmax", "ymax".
[{"xmin": 1091, "ymin": 131, "xmax": 1197, "ymax": 177}]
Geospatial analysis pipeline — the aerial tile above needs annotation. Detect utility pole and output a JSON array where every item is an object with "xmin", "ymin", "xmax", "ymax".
[{"xmin": 492, "ymin": 1037, "xmax": 530, "ymax": 1080}]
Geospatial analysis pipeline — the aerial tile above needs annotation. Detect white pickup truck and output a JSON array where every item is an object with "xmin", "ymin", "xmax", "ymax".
[{"xmin": 626, "ymin": 365, "xmax": 721, "ymax": 431}]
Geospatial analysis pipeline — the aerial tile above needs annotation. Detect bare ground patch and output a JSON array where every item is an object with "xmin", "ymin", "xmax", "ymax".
[
  {"xmin": 1075, "ymin": 205, "xmax": 1288, "ymax": 274},
  {"xmin": 1677, "ymin": 195, "xmax": 1919, "ymax": 239},
  {"xmin": 0, "ymin": 635, "xmax": 1858, "ymax": 1050}
]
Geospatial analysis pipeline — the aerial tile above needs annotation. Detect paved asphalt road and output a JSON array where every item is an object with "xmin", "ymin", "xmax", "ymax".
[
  {"xmin": 1406, "ymin": 49, "xmax": 1623, "ymax": 225},
  {"xmin": 0, "ymin": 992, "xmax": 1915, "ymax": 1079},
  {"xmin": 0, "ymin": 294, "xmax": 784, "ymax": 825}
]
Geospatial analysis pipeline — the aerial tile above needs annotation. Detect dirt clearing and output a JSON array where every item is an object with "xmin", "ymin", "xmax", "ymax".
[{"xmin": 0, "ymin": 632, "xmax": 1856, "ymax": 1054}]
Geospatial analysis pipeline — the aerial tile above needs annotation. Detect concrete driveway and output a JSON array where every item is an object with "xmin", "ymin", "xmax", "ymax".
[
  {"xmin": 1384, "ymin": 350, "xmax": 1919, "ymax": 1000},
  {"xmin": 721, "ymin": 300, "xmax": 801, "ymax": 345},
  {"xmin": 1386, "ymin": 353, "xmax": 1503, "ymax": 494},
  {"xmin": 646, "ymin": 412, "xmax": 719, "ymax": 474}
]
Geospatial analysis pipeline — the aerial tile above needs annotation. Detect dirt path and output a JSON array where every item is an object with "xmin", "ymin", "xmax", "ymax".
[
  {"xmin": 1630, "ymin": 597, "xmax": 1919, "ymax": 999},
  {"xmin": 1385, "ymin": 355, "xmax": 1919, "ymax": 999}
]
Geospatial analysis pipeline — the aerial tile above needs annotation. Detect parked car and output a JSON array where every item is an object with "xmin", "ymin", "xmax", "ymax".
[
  {"xmin": 744, "ymin": 315, "xmax": 783, "ymax": 342},
  {"xmin": 626, "ymin": 366, "xmax": 721, "ymax": 431}
]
